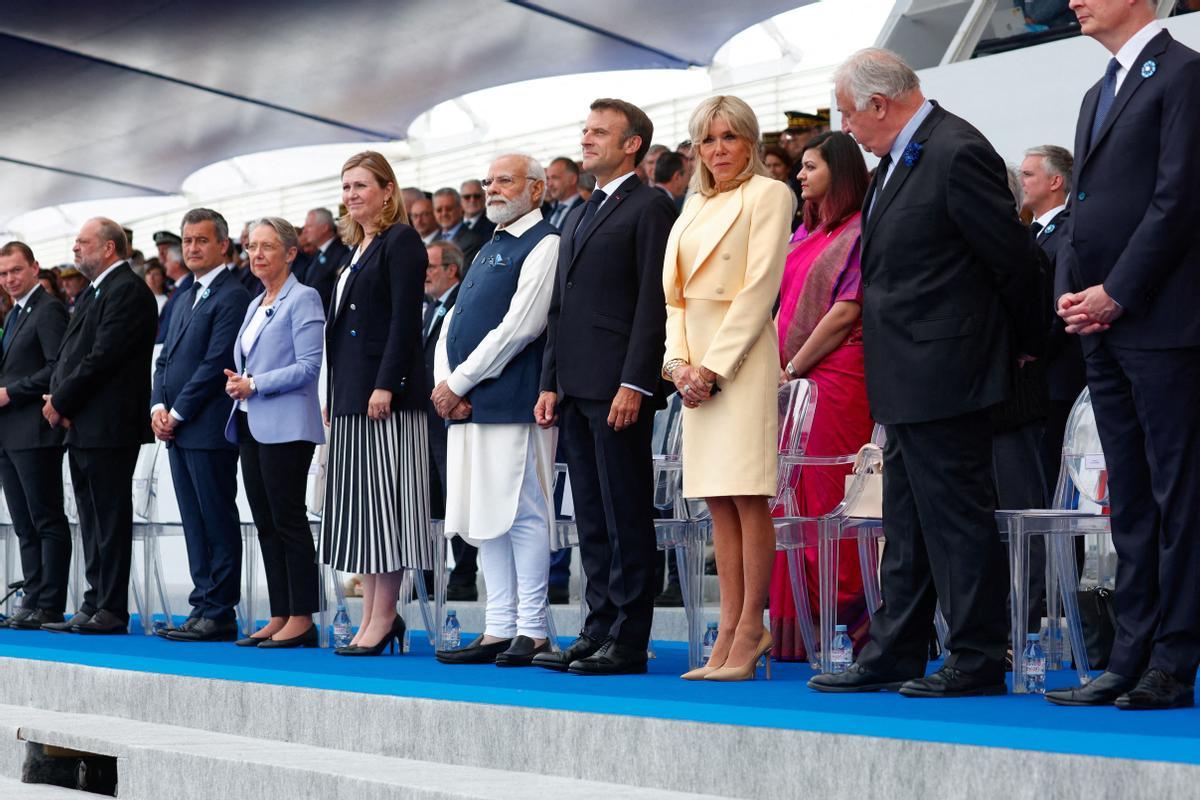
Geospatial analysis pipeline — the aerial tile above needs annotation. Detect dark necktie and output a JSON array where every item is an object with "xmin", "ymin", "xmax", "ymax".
[
  {"xmin": 2, "ymin": 306, "xmax": 20, "ymax": 354},
  {"xmin": 423, "ymin": 300, "xmax": 441, "ymax": 342},
  {"xmin": 1090, "ymin": 58, "xmax": 1121, "ymax": 147},
  {"xmin": 869, "ymin": 154, "xmax": 892, "ymax": 218},
  {"xmin": 1030, "ymin": 221, "xmax": 1044, "ymax": 238},
  {"xmin": 171, "ymin": 281, "xmax": 201, "ymax": 339},
  {"xmin": 572, "ymin": 189, "xmax": 607, "ymax": 248}
]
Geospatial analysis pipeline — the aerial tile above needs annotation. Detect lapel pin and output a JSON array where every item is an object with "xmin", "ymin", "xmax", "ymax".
[
  {"xmin": 1141, "ymin": 59, "xmax": 1156, "ymax": 79},
  {"xmin": 902, "ymin": 141, "xmax": 923, "ymax": 168},
  {"xmin": 201, "ymin": 287, "xmax": 211, "ymax": 301},
  {"xmin": 1044, "ymin": 223, "xmax": 1056, "ymax": 235}
]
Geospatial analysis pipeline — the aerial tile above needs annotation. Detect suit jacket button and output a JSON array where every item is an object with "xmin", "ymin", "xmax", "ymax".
[
  {"xmin": 467, "ymin": 281, "xmax": 475, "ymax": 288},
  {"xmin": 350, "ymin": 303, "xmax": 356, "ymax": 311},
  {"xmin": 566, "ymin": 281, "xmax": 573, "ymax": 289},
  {"xmin": 715, "ymin": 286, "xmax": 725, "ymax": 295},
  {"xmin": 721, "ymin": 253, "xmax": 731, "ymax": 260},
  {"xmin": 351, "ymin": 330, "xmax": 357, "ymax": 337},
  {"xmin": 1077, "ymin": 191, "xmax": 1087, "ymax": 201}
]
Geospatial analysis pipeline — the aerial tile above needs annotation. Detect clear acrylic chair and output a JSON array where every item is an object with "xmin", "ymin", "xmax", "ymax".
[{"xmin": 1004, "ymin": 387, "xmax": 1110, "ymax": 693}]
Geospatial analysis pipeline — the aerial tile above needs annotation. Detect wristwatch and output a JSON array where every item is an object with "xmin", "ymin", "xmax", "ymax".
[
  {"xmin": 785, "ymin": 362, "xmax": 797, "ymax": 378},
  {"xmin": 662, "ymin": 358, "xmax": 687, "ymax": 380},
  {"xmin": 248, "ymin": 377, "xmax": 257, "ymax": 395}
]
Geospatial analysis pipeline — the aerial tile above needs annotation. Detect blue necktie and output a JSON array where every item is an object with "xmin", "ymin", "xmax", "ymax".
[
  {"xmin": 2, "ymin": 306, "xmax": 19, "ymax": 354},
  {"xmin": 1090, "ymin": 58, "xmax": 1121, "ymax": 147},
  {"xmin": 572, "ymin": 190, "xmax": 607, "ymax": 248}
]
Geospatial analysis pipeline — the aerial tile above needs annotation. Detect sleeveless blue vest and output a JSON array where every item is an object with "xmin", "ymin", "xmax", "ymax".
[{"xmin": 446, "ymin": 217, "xmax": 557, "ymax": 424}]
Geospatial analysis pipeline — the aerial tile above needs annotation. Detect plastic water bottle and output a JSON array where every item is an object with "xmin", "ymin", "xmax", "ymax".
[
  {"xmin": 1023, "ymin": 633, "xmax": 1046, "ymax": 694},
  {"xmin": 443, "ymin": 610, "xmax": 461, "ymax": 649},
  {"xmin": 702, "ymin": 622, "xmax": 718, "ymax": 663},
  {"xmin": 831, "ymin": 624, "xmax": 853, "ymax": 674},
  {"xmin": 332, "ymin": 603, "xmax": 353, "ymax": 649}
]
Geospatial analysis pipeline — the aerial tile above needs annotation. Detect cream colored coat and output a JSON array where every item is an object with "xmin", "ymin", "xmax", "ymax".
[{"xmin": 663, "ymin": 174, "xmax": 792, "ymax": 498}]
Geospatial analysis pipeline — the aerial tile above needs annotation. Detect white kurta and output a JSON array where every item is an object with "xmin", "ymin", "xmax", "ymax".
[{"xmin": 434, "ymin": 208, "xmax": 560, "ymax": 545}]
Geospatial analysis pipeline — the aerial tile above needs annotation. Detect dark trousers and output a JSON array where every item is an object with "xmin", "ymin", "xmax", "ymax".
[
  {"xmin": 236, "ymin": 413, "xmax": 318, "ymax": 617},
  {"xmin": 992, "ymin": 421, "xmax": 1048, "ymax": 634},
  {"xmin": 168, "ymin": 445, "xmax": 241, "ymax": 622},
  {"xmin": 858, "ymin": 410, "xmax": 1008, "ymax": 677},
  {"xmin": 0, "ymin": 447, "xmax": 70, "ymax": 612},
  {"xmin": 68, "ymin": 445, "xmax": 140, "ymax": 619},
  {"xmin": 558, "ymin": 396, "xmax": 656, "ymax": 648},
  {"xmin": 1085, "ymin": 342, "xmax": 1200, "ymax": 682},
  {"xmin": 427, "ymin": 418, "xmax": 477, "ymax": 587}
]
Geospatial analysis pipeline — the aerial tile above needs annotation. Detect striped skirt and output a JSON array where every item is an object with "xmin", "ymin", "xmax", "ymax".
[{"xmin": 318, "ymin": 410, "xmax": 434, "ymax": 573}]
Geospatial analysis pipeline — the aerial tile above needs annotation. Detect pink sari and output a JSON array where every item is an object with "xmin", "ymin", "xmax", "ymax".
[{"xmin": 770, "ymin": 214, "xmax": 874, "ymax": 661}]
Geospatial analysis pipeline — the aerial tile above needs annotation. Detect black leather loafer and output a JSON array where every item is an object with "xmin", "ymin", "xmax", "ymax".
[
  {"xmin": 9, "ymin": 609, "xmax": 63, "ymax": 630},
  {"xmin": 568, "ymin": 639, "xmax": 648, "ymax": 675},
  {"xmin": 899, "ymin": 666, "xmax": 1006, "ymax": 698},
  {"xmin": 495, "ymin": 635, "xmax": 551, "ymax": 667},
  {"xmin": 5, "ymin": 607, "xmax": 34, "ymax": 627},
  {"xmin": 257, "ymin": 625, "xmax": 318, "ymax": 649},
  {"xmin": 1115, "ymin": 668, "xmax": 1195, "ymax": 711},
  {"xmin": 533, "ymin": 633, "xmax": 600, "ymax": 672},
  {"xmin": 42, "ymin": 611, "xmax": 92, "ymax": 633},
  {"xmin": 165, "ymin": 618, "xmax": 239, "ymax": 642},
  {"xmin": 73, "ymin": 609, "xmax": 129, "ymax": 635},
  {"xmin": 1045, "ymin": 670, "xmax": 1137, "ymax": 706},
  {"xmin": 808, "ymin": 662, "xmax": 910, "ymax": 693},
  {"xmin": 156, "ymin": 616, "xmax": 201, "ymax": 639},
  {"xmin": 436, "ymin": 634, "xmax": 513, "ymax": 665}
]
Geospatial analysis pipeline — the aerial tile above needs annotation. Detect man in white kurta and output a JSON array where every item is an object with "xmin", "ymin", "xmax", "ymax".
[{"xmin": 431, "ymin": 153, "xmax": 560, "ymax": 666}]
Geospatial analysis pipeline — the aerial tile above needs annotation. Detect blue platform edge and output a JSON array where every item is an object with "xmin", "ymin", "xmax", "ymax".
[{"xmin": 1, "ymin": 620, "xmax": 1197, "ymax": 767}]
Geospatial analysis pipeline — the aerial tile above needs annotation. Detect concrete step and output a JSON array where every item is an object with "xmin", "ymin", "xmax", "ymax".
[
  {"xmin": 0, "ymin": 704, "xmax": 731, "ymax": 800},
  {"xmin": 0, "ymin": 776, "xmax": 95, "ymax": 798}
]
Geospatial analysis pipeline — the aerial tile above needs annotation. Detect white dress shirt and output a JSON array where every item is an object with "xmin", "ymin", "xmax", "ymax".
[
  {"xmin": 1034, "ymin": 204, "xmax": 1068, "ymax": 232},
  {"xmin": 1113, "ymin": 20, "xmax": 1163, "ymax": 94}
]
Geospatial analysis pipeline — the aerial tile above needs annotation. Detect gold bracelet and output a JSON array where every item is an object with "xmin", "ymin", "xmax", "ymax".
[{"xmin": 662, "ymin": 358, "xmax": 687, "ymax": 380}]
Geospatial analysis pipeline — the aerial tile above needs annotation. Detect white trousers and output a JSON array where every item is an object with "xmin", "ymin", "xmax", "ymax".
[{"xmin": 479, "ymin": 442, "xmax": 551, "ymax": 639}]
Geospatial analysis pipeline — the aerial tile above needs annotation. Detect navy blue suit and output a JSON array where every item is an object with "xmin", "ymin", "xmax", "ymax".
[
  {"xmin": 155, "ymin": 272, "xmax": 193, "ymax": 345},
  {"xmin": 152, "ymin": 268, "xmax": 250, "ymax": 622},
  {"xmin": 1058, "ymin": 29, "xmax": 1200, "ymax": 683}
]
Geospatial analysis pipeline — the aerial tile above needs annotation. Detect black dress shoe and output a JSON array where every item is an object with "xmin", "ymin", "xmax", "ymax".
[
  {"xmin": 156, "ymin": 616, "xmax": 201, "ymax": 639},
  {"xmin": 436, "ymin": 634, "xmax": 512, "ymax": 665},
  {"xmin": 1115, "ymin": 668, "xmax": 1195, "ymax": 711},
  {"xmin": 257, "ymin": 624, "xmax": 318, "ymax": 649},
  {"xmin": 533, "ymin": 633, "xmax": 600, "ymax": 672},
  {"xmin": 899, "ymin": 666, "xmax": 1005, "ymax": 698},
  {"xmin": 446, "ymin": 584, "xmax": 478, "ymax": 602},
  {"xmin": 547, "ymin": 585, "xmax": 570, "ymax": 605},
  {"xmin": 495, "ymin": 635, "xmax": 551, "ymax": 667},
  {"xmin": 808, "ymin": 662, "xmax": 910, "ymax": 693},
  {"xmin": 1045, "ymin": 670, "xmax": 1137, "ymax": 706},
  {"xmin": 73, "ymin": 609, "xmax": 129, "ymax": 635},
  {"xmin": 165, "ymin": 618, "xmax": 239, "ymax": 642},
  {"xmin": 5, "ymin": 607, "xmax": 34, "ymax": 627},
  {"xmin": 653, "ymin": 582, "xmax": 683, "ymax": 607},
  {"xmin": 9, "ymin": 609, "xmax": 63, "ymax": 630},
  {"xmin": 568, "ymin": 638, "xmax": 648, "ymax": 675},
  {"xmin": 42, "ymin": 611, "xmax": 92, "ymax": 633},
  {"xmin": 235, "ymin": 634, "xmax": 272, "ymax": 647}
]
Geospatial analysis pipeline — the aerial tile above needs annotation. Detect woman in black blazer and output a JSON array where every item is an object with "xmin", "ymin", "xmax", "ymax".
[{"xmin": 317, "ymin": 151, "xmax": 434, "ymax": 656}]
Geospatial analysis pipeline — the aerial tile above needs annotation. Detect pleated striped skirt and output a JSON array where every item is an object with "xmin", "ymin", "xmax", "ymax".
[{"xmin": 318, "ymin": 410, "xmax": 435, "ymax": 573}]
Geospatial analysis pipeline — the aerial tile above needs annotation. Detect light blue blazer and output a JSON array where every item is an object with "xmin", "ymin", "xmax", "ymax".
[{"xmin": 224, "ymin": 272, "xmax": 326, "ymax": 445}]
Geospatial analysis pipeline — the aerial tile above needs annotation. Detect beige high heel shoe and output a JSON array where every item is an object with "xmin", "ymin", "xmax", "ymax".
[
  {"xmin": 681, "ymin": 658, "xmax": 727, "ymax": 681},
  {"xmin": 704, "ymin": 630, "xmax": 773, "ymax": 682}
]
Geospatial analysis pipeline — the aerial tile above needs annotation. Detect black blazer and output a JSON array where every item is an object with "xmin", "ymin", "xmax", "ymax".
[
  {"xmin": 1057, "ymin": 29, "xmax": 1200, "ymax": 351},
  {"xmin": 541, "ymin": 174, "xmax": 675, "ymax": 407},
  {"xmin": 0, "ymin": 286, "xmax": 68, "ymax": 450},
  {"xmin": 422, "ymin": 282, "xmax": 460, "ymax": 444},
  {"xmin": 1038, "ymin": 208, "xmax": 1086, "ymax": 402},
  {"xmin": 464, "ymin": 214, "xmax": 496, "ymax": 240},
  {"xmin": 444, "ymin": 225, "xmax": 486, "ymax": 272},
  {"xmin": 49, "ymin": 262, "xmax": 158, "ymax": 448},
  {"xmin": 860, "ymin": 102, "xmax": 1047, "ymax": 425},
  {"xmin": 326, "ymin": 223, "xmax": 428, "ymax": 416},
  {"xmin": 301, "ymin": 239, "xmax": 351, "ymax": 314},
  {"xmin": 150, "ymin": 268, "xmax": 250, "ymax": 450}
]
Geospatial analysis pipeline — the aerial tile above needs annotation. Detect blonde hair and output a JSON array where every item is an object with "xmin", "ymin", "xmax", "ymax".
[
  {"xmin": 337, "ymin": 150, "xmax": 407, "ymax": 246},
  {"xmin": 687, "ymin": 95, "xmax": 769, "ymax": 197}
]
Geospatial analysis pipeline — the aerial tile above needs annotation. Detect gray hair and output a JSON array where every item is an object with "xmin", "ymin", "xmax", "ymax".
[
  {"xmin": 166, "ymin": 245, "xmax": 183, "ymax": 263},
  {"xmin": 180, "ymin": 207, "xmax": 229, "ymax": 241},
  {"xmin": 251, "ymin": 217, "xmax": 300, "ymax": 254},
  {"xmin": 1024, "ymin": 144, "xmax": 1074, "ymax": 195},
  {"xmin": 427, "ymin": 240, "xmax": 464, "ymax": 273},
  {"xmin": 505, "ymin": 153, "xmax": 546, "ymax": 184},
  {"xmin": 91, "ymin": 217, "xmax": 129, "ymax": 259},
  {"xmin": 1005, "ymin": 165, "xmax": 1023, "ymax": 213},
  {"xmin": 307, "ymin": 207, "xmax": 335, "ymax": 230},
  {"xmin": 433, "ymin": 187, "xmax": 462, "ymax": 205},
  {"xmin": 834, "ymin": 48, "xmax": 921, "ymax": 110}
]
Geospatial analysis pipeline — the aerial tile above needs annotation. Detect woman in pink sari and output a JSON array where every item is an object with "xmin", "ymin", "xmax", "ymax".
[{"xmin": 770, "ymin": 131, "xmax": 875, "ymax": 661}]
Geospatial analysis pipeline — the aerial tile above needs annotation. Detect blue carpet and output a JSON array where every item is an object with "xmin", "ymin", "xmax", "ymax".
[{"xmin": 0, "ymin": 621, "xmax": 1197, "ymax": 766}]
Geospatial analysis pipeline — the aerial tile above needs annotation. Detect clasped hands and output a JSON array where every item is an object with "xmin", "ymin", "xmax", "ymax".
[
  {"xmin": 672, "ymin": 363, "xmax": 717, "ymax": 409},
  {"xmin": 432, "ymin": 381, "xmax": 471, "ymax": 421},
  {"xmin": 40, "ymin": 394, "xmax": 70, "ymax": 429},
  {"xmin": 1058, "ymin": 283, "xmax": 1123, "ymax": 336},
  {"xmin": 151, "ymin": 409, "xmax": 178, "ymax": 442}
]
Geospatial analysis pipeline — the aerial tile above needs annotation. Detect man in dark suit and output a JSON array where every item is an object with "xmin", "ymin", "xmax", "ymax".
[
  {"xmin": 542, "ymin": 157, "xmax": 585, "ymax": 230},
  {"xmin": 0, "ymin": 242, "xmax": 70, "ymax": 629},
  {"xmin": 296, "ymin": 207, "xmax": 350, "ymax": 314},
  {"xmin": 155, "ymin": 232, "xmax": 191, "ymax": 344},
  {"xmin": 41, "ymin": 218, "xmax": 158, "ymax": 634},
  {"xmin": 653, "ymin": 151, "xmax": 689, "ymax": 214},
  {"xmin": 1048, "ymin": 1, "xmax": 1200, "ymax": 710},
  {"xmin": 460, "ymin": 180, "xmax": 496, "ymax": 240},
  {"xmin": 809, "ymin": 49, "xmax": 1046, "ymax": 697},
  {"xmin": 533, "ymin": 98, "xmax": 676, "ymax": 675},
  {"xmin": 151, "ymin": 209, "xmax": 250, "ymax": 642},
  {"xmin": 422, "ymin": 240, "xmax": 475, "ymax": 600},
  {"xmin": 433, "ymin": 188, "xmax": 485, "ymax": 269}
]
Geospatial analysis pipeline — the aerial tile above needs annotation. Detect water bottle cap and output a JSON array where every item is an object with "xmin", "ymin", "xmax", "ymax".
[
  {"xmin": 706, "ymin": 621, "xmax": 717, "ymax": 628},
  {"xmin": 834, "ymin": 624, "xmax": 847, "ymax": 632},
  {"xmin": 447, "ymin": 610, "xmax": 456, "ymax": 617},
  {"xmin": 1026, "ymin": 633, "xmax": 1039, "ymax": 641}
]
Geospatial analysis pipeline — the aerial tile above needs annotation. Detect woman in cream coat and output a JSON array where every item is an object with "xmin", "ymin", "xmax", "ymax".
[{"xmin": 662, "ymin": 95, "xmax": 792, "ymax": 681}]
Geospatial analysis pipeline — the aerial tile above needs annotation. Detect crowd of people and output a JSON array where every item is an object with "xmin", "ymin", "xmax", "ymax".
[{"xmin": 0, "ymin": 0, "xmax": 1195, "ymax": 709}]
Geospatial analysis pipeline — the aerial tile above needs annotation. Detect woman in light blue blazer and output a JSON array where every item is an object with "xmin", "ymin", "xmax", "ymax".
[{"xmin": 223, "ymin": 217, "xmax": 325, "ymax": 648}]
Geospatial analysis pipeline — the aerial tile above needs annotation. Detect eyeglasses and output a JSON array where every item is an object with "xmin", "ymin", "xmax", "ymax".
[
  {"xmin": 480, "ymin": 175, "xmax": 532, "ymax": 189},
  {"xmin": 461, "ymin": 193, "xmax": 484, "ymax": 200}
]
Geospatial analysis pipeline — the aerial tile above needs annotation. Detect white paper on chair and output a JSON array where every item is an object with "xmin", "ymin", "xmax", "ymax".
[{"xmin": 1083, "ymin": 454, "xmax": 1105, "ymax": 470}]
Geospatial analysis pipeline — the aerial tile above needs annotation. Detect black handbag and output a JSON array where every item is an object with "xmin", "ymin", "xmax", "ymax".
[{"xmin": 1075, "ymin": 586, "xmax": 1116, "ymax": 669}]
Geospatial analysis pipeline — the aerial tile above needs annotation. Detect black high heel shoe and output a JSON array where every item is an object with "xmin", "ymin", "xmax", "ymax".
[
  {"xmin": 257, "ymin": 623, "xmax": 318, "ymax": 649},
  {"xmin": 335, "ymin": 615, "xmax": 406, "ymax": 657}
]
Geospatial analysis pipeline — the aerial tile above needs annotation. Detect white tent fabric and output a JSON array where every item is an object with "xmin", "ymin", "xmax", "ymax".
[{"xmin": 0, "ymin": 0, "xmax": 808, "ymax": 224}]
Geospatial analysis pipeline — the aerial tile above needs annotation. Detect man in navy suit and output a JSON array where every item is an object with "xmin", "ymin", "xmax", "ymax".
[
  {"xmin": 1048, "ymin": 0, "xmax": 1200, "ymax": 710},
  {"xmin": 151, "ymin": 209, "xmax": 251, "ymax": 642},
  {"xmin": 0, "ymin": 242, "xmax": 70, "ymax": 630},
  {"xmin": 296, "ymin": 208, "xmax": 350, "ymax": 314}
]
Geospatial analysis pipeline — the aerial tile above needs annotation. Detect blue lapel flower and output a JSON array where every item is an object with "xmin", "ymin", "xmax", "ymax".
[
  {"xmin": 902, "ymin": 141, "xmax": 923, "ymax": 168},
  {"xmin": 1044, "ymin": 223, "xmax": 1057, "ymax": 235},
  {"xmin": 1141, "ymin": 59, "xmax": 1157, "ymax": 79},
  {"xmin": 200, "ymin": 287, "xmax": 211, "ymax": 301}
]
